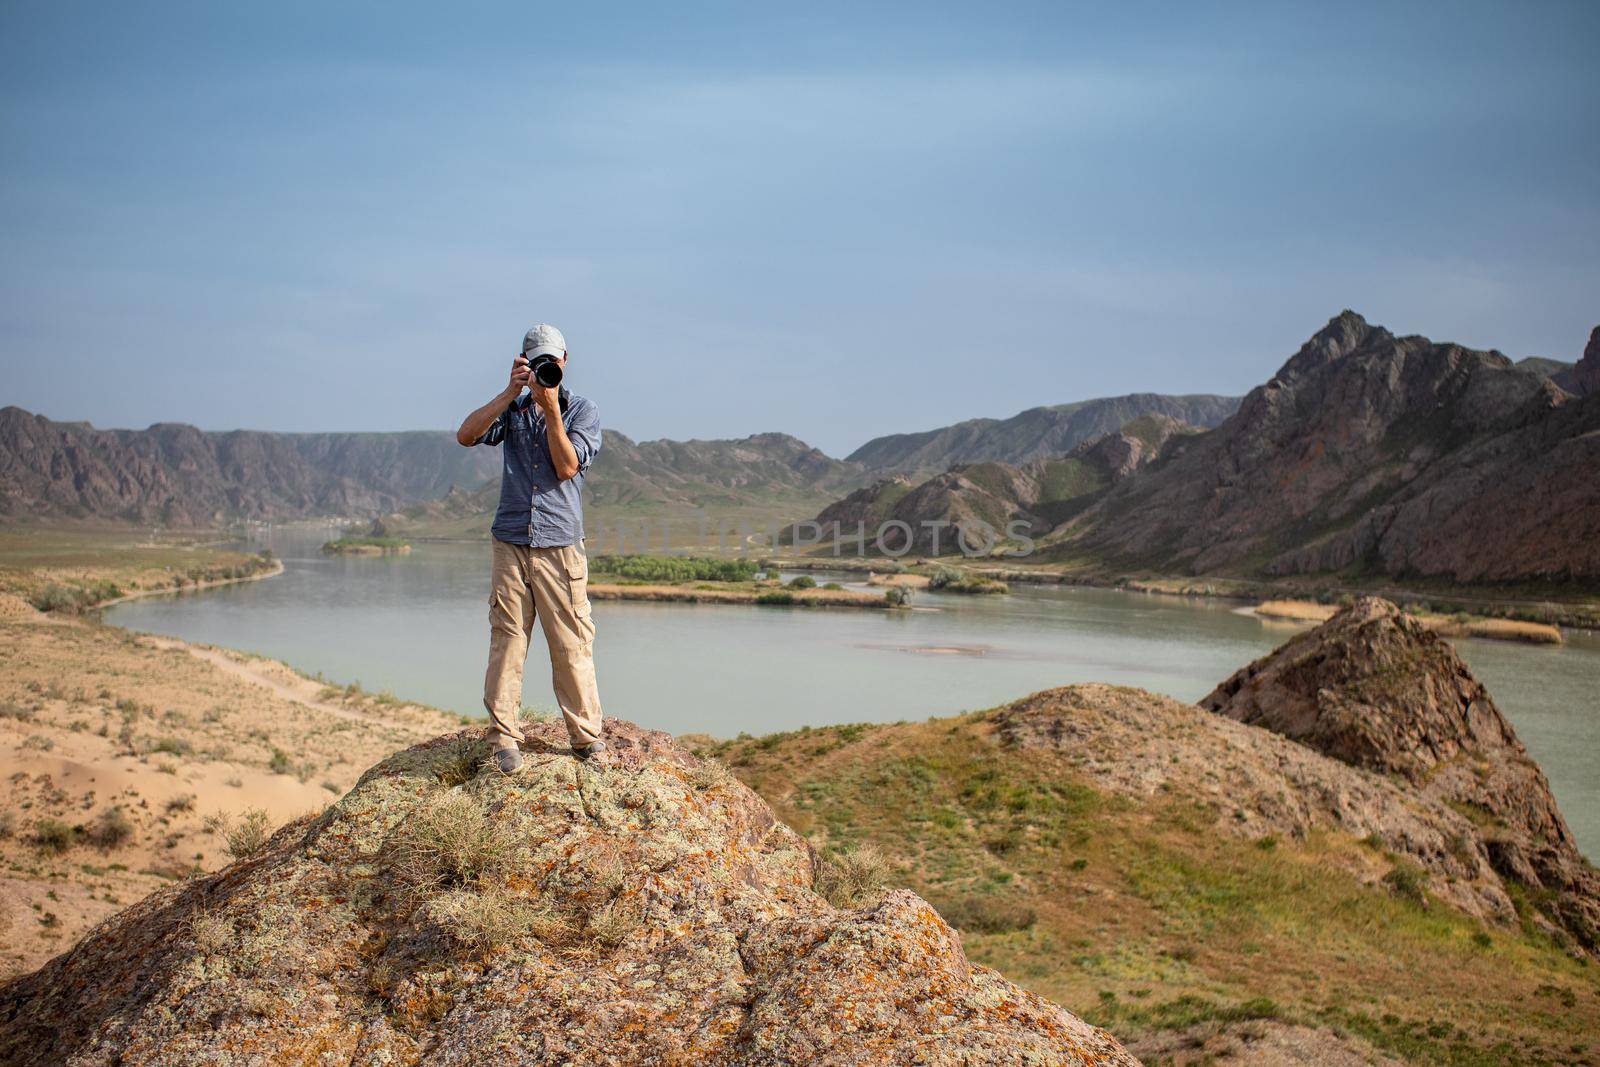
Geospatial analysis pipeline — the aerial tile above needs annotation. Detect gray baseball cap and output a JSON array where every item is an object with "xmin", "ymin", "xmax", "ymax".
[{"xmin": 522, "ymin": 323, "xmax": 567, "ymax": 360}]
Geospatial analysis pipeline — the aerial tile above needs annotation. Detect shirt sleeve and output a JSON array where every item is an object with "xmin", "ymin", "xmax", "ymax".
[
  {"xmin": 475, "ymin": 407, "xmax": 509, "ymax": 447},
  {"xmin": 568, "ymin": 399, "xmax": 601, "ymax": 472}
]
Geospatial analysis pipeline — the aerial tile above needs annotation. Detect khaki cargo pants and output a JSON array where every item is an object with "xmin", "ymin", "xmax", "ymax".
[{"xmin": 484, "ymin": 538, "xmax": 603, "ymax": 751}]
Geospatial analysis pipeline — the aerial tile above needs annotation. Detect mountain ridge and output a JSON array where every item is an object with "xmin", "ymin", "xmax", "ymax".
[
  {"xmin": 1049, "ymin": 312, "xmax": 1600, "ymax": 583},
  {"xmin": 844, "ymin": 392, "xmax": 1240, "ymax": 476}
]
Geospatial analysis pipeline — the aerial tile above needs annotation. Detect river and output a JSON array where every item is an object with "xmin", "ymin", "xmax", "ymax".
[{"xmin": 105, "ymin": 526, "xmax": 1600, "ymax": 859}]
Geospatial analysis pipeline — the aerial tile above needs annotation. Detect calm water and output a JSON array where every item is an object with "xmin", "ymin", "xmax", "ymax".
[{"xmin": 106, "ymin": 526, "xmax": 1600, "ymax": 859}]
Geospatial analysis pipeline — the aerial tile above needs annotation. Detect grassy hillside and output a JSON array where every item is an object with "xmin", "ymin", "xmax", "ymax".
[{"xmin": 688, "ymin": 709, "xmax": 1599, "ymax": 1066}]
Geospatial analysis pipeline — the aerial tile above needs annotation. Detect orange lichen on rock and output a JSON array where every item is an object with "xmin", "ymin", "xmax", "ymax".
[{"xmin": 0, "ymin": 719, "xmax": 1136, "ymax": 1066}]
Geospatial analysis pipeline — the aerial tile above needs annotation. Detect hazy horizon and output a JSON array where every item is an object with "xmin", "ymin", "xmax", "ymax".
[{"xmin": 4, "ymin": 2, "xmax": 1597, "ymax": 456}]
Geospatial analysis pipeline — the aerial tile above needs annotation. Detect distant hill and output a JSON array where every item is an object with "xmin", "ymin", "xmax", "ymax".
[
  {"xmin": 0, "ymin": 407, "xmax": 500, "ymax": 526},
  {"xmin": 0, "ymin": 408, "xmax": 873, "ymax": 532},
  {"xmin": 388, "ymin": 429, "xmax": 874, "ymax": 540},
  {"xmin": 844, "ymin": 393, "xmax": 1240, "ymax": 477},
  {"xmin": 1049, "ymin": 313, "xmax": 1600, "ymax": 584},
  {"xmin": 587, "ymin": 430, "xmax": 864, "ymax": 512},
  {"xmin": 794, "ymin": 414, "xmax": 1196, "ymax": 555}
]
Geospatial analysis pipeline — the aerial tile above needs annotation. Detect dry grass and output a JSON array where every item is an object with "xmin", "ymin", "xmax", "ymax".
[
  {"xmin": 382, "ymin": 789, "xmax": 641, "ymax": 957},
  {"xmin": 184, "ymin": 910, "xmax": 236, "ymax": 957},
  {"xmin": 418, "ymin": 889, "xmax": 575, "ymax": 952},
  {"xmin": 428, "ymin": 735, "xmax": 492, "ymax": 788},
  {"xmin": 812, "ymin": 844, "xmax": 891, "ymax": 909},
  {"xmin": 204, "ymin": 809, "xmax": 274, "ymax": 860},
  {"xmin": 385, "ymin": 791, "xmax": 511, "ymax": 894},
  {"xmin": 1419, "ymin": 615, "xmax": 1564, "ymax": 645}
]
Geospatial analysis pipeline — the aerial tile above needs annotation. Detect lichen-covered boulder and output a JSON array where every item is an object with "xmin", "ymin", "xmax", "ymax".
[{"xmin": 0, "ymin": 719, "xmax": 1137, "ymax": 1066}]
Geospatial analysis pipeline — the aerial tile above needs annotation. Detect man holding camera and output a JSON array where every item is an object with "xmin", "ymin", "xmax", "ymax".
[{"xmin": 456, "ymin": 323, "xmax": 610, "ymax": 773}]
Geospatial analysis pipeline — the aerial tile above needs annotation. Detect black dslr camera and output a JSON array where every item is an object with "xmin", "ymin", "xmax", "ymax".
[{"xmin": 527, "ymin": 353, "xmax": 563, "ymax": 388}]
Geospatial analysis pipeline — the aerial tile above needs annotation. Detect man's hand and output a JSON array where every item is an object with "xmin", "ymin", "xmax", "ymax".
[
  {"xmin": 457, "ymin": 358, "xmax": 528, "ymax": 446},
  {"xmin": 504, "ymin": 356, "xmax": 531, "ymax": 400},
  {"xmin": 531, "ymin": 379, "xmax": 561, "ymax": 417}
]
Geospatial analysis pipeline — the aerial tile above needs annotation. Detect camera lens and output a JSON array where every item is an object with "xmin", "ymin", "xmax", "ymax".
[{"xmin": 530, "ymin": 354, "xmax": 563, "ymax": 388}]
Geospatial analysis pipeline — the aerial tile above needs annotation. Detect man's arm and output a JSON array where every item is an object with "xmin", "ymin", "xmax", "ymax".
[
  {"xmin": 456, "ymin": 357, "xmax": 530, "ymax": 446},
  {"xmin": 533, "ymin": 386, "xmax": 600, "ymax": 482}
]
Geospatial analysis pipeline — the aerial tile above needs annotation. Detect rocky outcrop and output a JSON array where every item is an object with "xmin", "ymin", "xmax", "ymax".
[
  {"xmin": 846, "ymin": 393, "xmax": 1239, "ymax": 476},
  {"xmin": 994, "ymin": 683, "xmax": 1517, "ymax": 926},
  {"xmin": 1569, "ymin": 325, "xmax": 1600, "ymax": 396},
  {"xmin": 1066, "ymin": 413, "xmax": 1195, "ymax": 480},
  {"xmin": 1050, "ymin": 313, "xmax": 1600, "ymax": 584},
  {"xmin": 1203, "ymin": 598, "xmax": 1600, "ymax": 953},
  {"xmin": 0, "ymin": 719, "xmax": 1134, "ymax": 1066}
]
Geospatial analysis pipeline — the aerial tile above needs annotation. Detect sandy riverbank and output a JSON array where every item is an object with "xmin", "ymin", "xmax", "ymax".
[
  {"xmin": 0, "ymin": 600, "xmax": 465, "ymax": 979},
  {"xmin": 94, "ymin": 558, "xmax": 286, "ymax": 607},
  {"xmin": 1251, "ymin": 598, "xmax": 1564, "ymax": 644},
  {"xmin": 769, "ymin": 555, "xmax": 1590, "ymax": 641}
]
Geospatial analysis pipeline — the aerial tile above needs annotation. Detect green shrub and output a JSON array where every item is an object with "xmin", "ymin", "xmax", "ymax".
[
  {"xmin": 591, "ymin": 555, "xmax": 757, "ymax": 583},
  {"xmin": 322, "ymin": 535, "xmax": 410, "ymax": 551},
  {"xmin": 786, "ymin": 575, "xmax": 817, "ymax": 589},
  {"xmin": 87, "ymin": 807, "xmax": 135, "ymax": 848},
  {"xmin": 150, "ymin": 736, "xmax": 193, "ymax": 757},
  {"xmin": 1382, "ymin": 860, "xmax": 1429, "ymax": 906},
  {"xmin": 882, "ymin": 586, "xmax": 912, "ymax": 607},
  {"xmin": 30, "ymin": 584, "xmax": 84, "ymax": 613},
  {"xmin": 268, "ymin": 748, "xmax": 293, "ymax": 775},
  {"xmin": 822, "ymin": 582, "xmax": 844, "ymax": 590},
  {"xmin": 34, "ymin": 819, "xmax": 79, "ymax": 853},
  {"xmin": 755, "ymin": 591, "xmax": 795, "ymax": 606},
  {"xmin": 927, "ymin": 569, "xmax": 1006, "ymax": 595}
]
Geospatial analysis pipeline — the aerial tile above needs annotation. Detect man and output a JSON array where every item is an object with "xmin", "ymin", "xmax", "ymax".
[{"xmin": 456, "ymin": 323, "xmax": 611, "ymax": 773}]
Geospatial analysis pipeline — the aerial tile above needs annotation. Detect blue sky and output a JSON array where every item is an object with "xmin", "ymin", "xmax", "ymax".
[{"xmin": 3, "ymin": 1, "xmax": 1596, "ymax": 456}]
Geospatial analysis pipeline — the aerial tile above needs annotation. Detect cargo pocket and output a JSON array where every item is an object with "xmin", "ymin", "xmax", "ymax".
[{"xmin": 566, "ymin": 548, "xmax": 592, "ymax": 619}]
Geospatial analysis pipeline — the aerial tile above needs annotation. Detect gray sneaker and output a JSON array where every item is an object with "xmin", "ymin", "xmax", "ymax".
[
  {"xmin": 494, "ymin": 748, "xmax": 524, "ymax": 774},
  {"xmin": 571, "ymin": 739, "xmax": 615, "ymax": 768}
]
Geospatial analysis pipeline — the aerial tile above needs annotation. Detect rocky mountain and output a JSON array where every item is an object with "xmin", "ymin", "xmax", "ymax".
[
  {"xmin": 0, "ymin": 407, "xmax": 872, "ymax": 531},
  {"xmin": 795, "ymin": 413, "xmax": 1197, "ymax": 555},
  {"xmin": 587, "ymin": 430, "xmax": 865, "ymax": 511},
  {"xmin": 1202, "ymin": 597, "xmax": 1599, "ymax": 954},
  {"xmin": 1046, "ymin": 313, "xmax": 1600, "ymax": 584},
  {"xmin": 381, "ymin": 429, "xmax": 875, "ymax": 542},
  {"xmin": 0, "ymin": 719, "xmax": 1135, "ymax": 1066},
  {"xmin": 0, "ymin": 406, "xmax": 501, "ymax": 526},
  {"xmin": 845, "ymin": 392, "xmax": 1240, "ymax": 477}
]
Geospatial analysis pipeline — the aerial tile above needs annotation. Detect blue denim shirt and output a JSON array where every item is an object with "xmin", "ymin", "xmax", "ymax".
[{"xmin": 474, "ymin": 389, "xmax": 600, "ymax": 547}]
